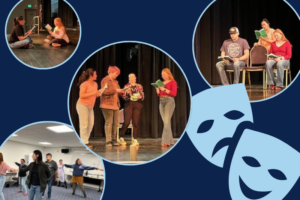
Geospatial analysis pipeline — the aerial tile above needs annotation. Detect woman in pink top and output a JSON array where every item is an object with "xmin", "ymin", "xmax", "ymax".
[
  {"xmin": 0, "ymin": 153, "xmax": 17, "ymax": 200},
  {"xmin": 266, "ymin": 29, "xmax": 292, "ymax": 90},
  {"xmin": 254, "ymin": 18, "xmax": 275, "ymax": 51},
  {"xmin": 156, "ymin": 68, "xmax": 177, "ymax": 147},
  {"xmin": 76, "ymin": 68, "xmax": 101, "ymax": 149}
]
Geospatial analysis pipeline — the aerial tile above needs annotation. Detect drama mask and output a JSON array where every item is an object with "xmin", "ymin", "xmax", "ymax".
[
  {"xmin": 187, "ymin": 84, "xmax": 253, "ymax": 167},
  {"xmin": 229, "ymin": 129, "xmax": 300, "ymax": 200}
]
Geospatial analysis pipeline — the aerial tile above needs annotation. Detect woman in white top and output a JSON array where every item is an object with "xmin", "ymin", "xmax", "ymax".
[{"xmin": 44, "ymin": 18, "xmax": 69, "ymax": 47}]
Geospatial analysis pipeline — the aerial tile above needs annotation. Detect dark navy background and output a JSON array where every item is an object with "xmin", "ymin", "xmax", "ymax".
[{"xmin": 1, "ymin": 0, "xmax": 300, "ymax": 199}]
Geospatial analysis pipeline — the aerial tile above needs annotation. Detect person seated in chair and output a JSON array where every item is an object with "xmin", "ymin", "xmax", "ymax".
[
  {"xmin": 44, "ymin": 18, "xmax": 69, "ymax": 47},
  {"xmin": 216, "ymin": 27, "xmax": 250, "ymax": 85}
]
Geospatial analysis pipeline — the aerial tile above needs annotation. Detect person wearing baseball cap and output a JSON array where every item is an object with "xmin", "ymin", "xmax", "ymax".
[
  {"xmin": 100, "ymin": 66, "xmax": 125, "ymax": 147},
  {"xmin": 216, "ymin": 27, "xmax": 250, "ymax": 85},
  {"xmin": 8, "ymin": 16, "xmax": 33, "ymax": 49}
]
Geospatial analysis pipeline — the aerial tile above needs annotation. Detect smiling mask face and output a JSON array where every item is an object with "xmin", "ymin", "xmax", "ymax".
[
  {"xmin": 186, "ymin": 84, "xmax": 253, "ymax": 167},
  {"xmin": 229, "ymin": 129, "xmax": 300, "ymax": 200}
]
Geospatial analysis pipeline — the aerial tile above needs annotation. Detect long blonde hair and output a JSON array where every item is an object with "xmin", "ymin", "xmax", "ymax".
[
  {"xmin": 162, "ymin": 68, "xmax": 175, "ymax": 81},
  {"xmin": 54, "ymin": 18, "xmax": 67, "ymax": 34}
]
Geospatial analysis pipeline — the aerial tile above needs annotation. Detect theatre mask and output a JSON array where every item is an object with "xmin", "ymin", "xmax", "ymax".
[
  {"xmin": 229, "ymin": 129, "xmax": 300, "ymax": 200},
  {"xmin": 186, "ymin": 84, "xmax": 253, "ymax": 167}
]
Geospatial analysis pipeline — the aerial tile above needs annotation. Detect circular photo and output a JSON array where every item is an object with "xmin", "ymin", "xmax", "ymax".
[
  {"xmin": 0, "ymin": 122, "xmax": 104, "ymax": 200},
  {"xmin": 5, "ymin": 0, "xmax": 80, "ymax": 69},
  {"xmin": 68, "ymin": 42, "xmax": 191, "ymax": 164},
  {"xmin": 193, "ymin": 0, "xmax": 300, "ymax": 101}
]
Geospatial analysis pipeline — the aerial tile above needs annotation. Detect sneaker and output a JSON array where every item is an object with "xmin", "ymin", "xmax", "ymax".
[
  {"xmin": 119, "ymin": 137, "xmax": 127, "ymax": 145},
  {"xmin": 24, "ymin": 193, "xmax": 28, "ymax": 196},
  {"xmin": 106, "ymin": 141, "xmax": 112, "ymax": 147},
  {"xmin": 112, "ymin": 140, "xmax": 119, "ymax": 146},
  {"xmin": 17, "ymin": 191, "xmax": 22, "ymax": 193},
  {"xmin": 131, "ymin": 139, "xmax": 139, "ymax": 146}
]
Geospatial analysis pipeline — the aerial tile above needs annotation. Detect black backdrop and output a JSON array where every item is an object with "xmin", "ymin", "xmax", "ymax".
[
  {"xmin": 194, "ymin": 0, "xmax": 300, "ymax": 85},
  {"xmin": 69, "ymin": 43, "xmax": 191, "ymax": 139}
]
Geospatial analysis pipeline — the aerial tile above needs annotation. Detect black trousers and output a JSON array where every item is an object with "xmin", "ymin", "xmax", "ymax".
[
  {"xmin": 120, "ymin": 101, "xmax": 143, "ymax": 138},
  {"xmin": 47, "ymin": 35, "xmax": 68, "ymax": 46}
]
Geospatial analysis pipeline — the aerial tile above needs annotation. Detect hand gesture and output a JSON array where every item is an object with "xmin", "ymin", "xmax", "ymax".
[
  {"xmin": 159, "ymin": 87, "xmax": 165, "ymax": 91},
  {"xmin": 48, "ymin": 30, "xmax": 53, "ymax": 35},
  {"xmin": 28, "ymin": 30, "xmax": 33, "ymax": 35},
  {"xmin": 97, "ymin": 168, "xmax": 103, "ymax": 171}
]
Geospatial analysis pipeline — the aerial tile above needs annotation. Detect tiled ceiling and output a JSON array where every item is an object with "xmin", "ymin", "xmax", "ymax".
[{"xmin": 8, "ymin": 123, "xmax": 85, "ymax": 148}]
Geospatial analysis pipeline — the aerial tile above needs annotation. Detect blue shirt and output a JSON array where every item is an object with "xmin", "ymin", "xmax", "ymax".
[{"xmin": 64, "ymin": 164, "xmax": 97, "ymax": 176}]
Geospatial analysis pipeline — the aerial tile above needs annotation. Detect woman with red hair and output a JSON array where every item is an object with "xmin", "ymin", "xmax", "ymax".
[
  {"xmin": 266, "ymin": 29, "xmax": 292, "ymax": 90},
  {"xmin": 100, "ymin": 66, "xmax": 124, "ymax": 147},
  {"xmin": 156, "ymin": 68, "xmax": 177, "ymax": 147},
  {"xmin": 44, "ymin": 18, "xmax": 69, "ymax": 47}
]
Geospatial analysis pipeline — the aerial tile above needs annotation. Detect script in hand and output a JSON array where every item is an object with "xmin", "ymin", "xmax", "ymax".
[
  {"xmin": 255, "ymin": 29, "xmax": 268, "ymax": 40},
  {"xmin": 266, "ymin": 53, "xmax": 278, "ymax": 58},
  {"xmin": 151, "ymin": 79, "xmax": 165, "ymax": 88}
]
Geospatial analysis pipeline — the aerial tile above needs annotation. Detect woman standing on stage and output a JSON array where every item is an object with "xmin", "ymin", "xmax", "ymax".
[
  {"xmin": 254, "ymin": 18, "xmax": 275, "ymax": 51},
  {"xmin": 0, "ymin": 153, "xmax": 17, "ymax": 200},
  {"xmin": 76, "ymin": 68, "xmax": 101, "ymax": 149},
  {"xmin": 64, "ymin": 158, "xmax": 102, "ymax": 198},
  {"xmin": 57, "ymin": 159, "xmax": 67, "ymax": 188},
  {"xmin": 266, "ymin": 29, "xmax": 292, "ymax": 90},
  {"xmin": 119, "ymin": 73, "xmax": 144, "ymax": 146},
  {"xmin": 100, "ymin": 66, "xmax": 124, "ymax": 147},
  {"xmin": 156, "ymin": 68, "xmax": 177, "ymax": 147}
]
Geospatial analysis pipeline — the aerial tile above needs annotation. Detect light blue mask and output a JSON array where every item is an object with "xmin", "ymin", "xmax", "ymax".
[
  {"xmin": 229, "ymin": 129, "xmax": 300, "ymax": 200},
  {"xmin": 186, "ymin": 84, "xmax": 253, "ymax": 167}
]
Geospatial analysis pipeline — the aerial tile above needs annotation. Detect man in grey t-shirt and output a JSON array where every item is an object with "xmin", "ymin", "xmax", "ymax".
[
  {"xmin": 42, "ymin": 153, "xmax": 58, "ymax": 199},
  {"xmin": 216, "ymin": 27, "xmax": 250, "ymax": 85}
]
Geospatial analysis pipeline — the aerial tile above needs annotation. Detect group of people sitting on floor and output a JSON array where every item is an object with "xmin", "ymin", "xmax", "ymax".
[
  {"xmin": 216, "ymin": 18, "xmax": 292, "ymax": 90},
  {"xmin": 8, "ymin": 16, "xmax": 69, "ymax": 49}
]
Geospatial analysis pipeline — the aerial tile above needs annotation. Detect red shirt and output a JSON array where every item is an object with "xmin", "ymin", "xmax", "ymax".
[
  {"xmin": 269, "ymin": 41, "xmax": 292, "ymax": 60},
  {"xmin": 157, "ymin": 80, "xmax": 177, "ymax": 97}
]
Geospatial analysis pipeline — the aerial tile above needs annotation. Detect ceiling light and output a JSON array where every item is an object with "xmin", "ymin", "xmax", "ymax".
[
  {"xmin": 11, "ymin": 134, "xmax": 18, "ymax": 137},
  {"xmin": 39, "ymin": 142, "xmax": 52, "ymax": 145},
  {"xmin": 46, "ymin": 125, "xmax": 74, "ymax": 133}
]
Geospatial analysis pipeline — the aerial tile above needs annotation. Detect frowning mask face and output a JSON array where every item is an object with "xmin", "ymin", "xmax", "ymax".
[
  {"xmin": 229, "ymin": 129, "xmax": 300, "ymax": 200},
  {"xmin": 186, "ymin": 84, "xmax": 253, "ymax": 167}
]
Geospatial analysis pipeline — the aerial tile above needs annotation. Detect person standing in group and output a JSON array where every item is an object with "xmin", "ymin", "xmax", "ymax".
[
  {"xmin": 100, "ymin": 66, "xmax": 124, "ymax": 147},
  {"xmin": 156, "ymin": 68, "xmax": 178, "ymax": 147},
  {"xmin": 15, "ymin": 159, "xmax": 28, "ymax": 196},
  {"xmin": 254, "ymin": 18, "xmax": 275, "ymax": 51},
  {"xmin": 64, "ymin": 158, "xmax": 103, "ymax": 198},
  {"xmin": 0, "ymin": 153, "xmax": 17, "ymax": 200},
  {"xmin": 119, "ymin": 73, "xmax": 144, "ymax": 146},
  {"xmin": 19, "ymin": 150, "xmax": 51, "ymax": 200},
  {"xmin": 265, "ymin": 29, "xmax": 292, "ymax": 90},
  {"xmin": 42, "ymin": 153, "xmax": 58, "ymax": 199},
  {"xmin": 8, "ymin": 16, "xmax": 33, "ymax": 49},
  {"xmin": 57, "ymin": 159, "xmax": 67, "ymax": 188},
  {"xmin": 215, "ymin": 27, "xmax": 250, "ymax": 85},
  {"xmin": 77, "ymin": 68, "xmax": 101, "ymax": 149},
  {"xmin": 44, "ymin": 18, "xmax": 69, "ymax": 47}
]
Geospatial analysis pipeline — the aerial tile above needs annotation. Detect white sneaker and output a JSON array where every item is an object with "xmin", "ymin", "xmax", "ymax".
[
  {"xmin": 119, "ymin": 137, "xmax": 127, "ymax": 145},
  {"xmin": 131, "ymin": 139, "xmax": 139, "ymax": 146}
]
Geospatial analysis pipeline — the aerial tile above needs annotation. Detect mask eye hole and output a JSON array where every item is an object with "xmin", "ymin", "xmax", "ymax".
[
  {"xmin": 224, "ymin": 110, "xmax": 244, "ymax": 120},
  {"xmin": 197, "ymin": 120, "xmax": 214, "ymax": 134},
  {"xmin": 242, "ymin": 156, "xmax": 261, "ymax": 167},
  {"xmin": 268, "ymin": 169, "xmax": 287, "ymax": 181}
]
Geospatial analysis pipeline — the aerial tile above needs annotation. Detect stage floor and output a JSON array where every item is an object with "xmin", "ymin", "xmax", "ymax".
[
  {"xmin": 10, "ymin": 31, "xmax": 80, "ymax": 68},
  {"xmin": 89, "ymin": 138, "xmax": 178, "ymax": 162},
  {"xmin": 212, "ymin": 84, "xmax": 285, "ymax": 101}
]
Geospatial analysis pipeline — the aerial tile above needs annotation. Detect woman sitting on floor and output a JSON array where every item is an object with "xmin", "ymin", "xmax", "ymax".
[
  {"xmin": 9, "ymin": 16, "xmax": 33, "ymax": 49},
  {"xmin": 45, "ymin": 18, "xmax": 69, "ymax": 47}
]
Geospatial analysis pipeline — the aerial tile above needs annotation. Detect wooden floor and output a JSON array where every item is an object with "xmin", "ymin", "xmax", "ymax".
[
  {"xmin": 212, "ymin": 84, "xmax": 285, "ymax": 101},
  {"xmin": 11, "ymin": 31, "xmax": 80, "ymax": 68}
]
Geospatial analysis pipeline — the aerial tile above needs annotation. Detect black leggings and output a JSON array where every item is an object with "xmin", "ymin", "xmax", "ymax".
[
  {"xmin": 120, "ymin": 101, "xmax": 143, "ymax": 138},
  {"xmin": 47, "ymin": 35, "xmax": 68, "ymax": 46}
]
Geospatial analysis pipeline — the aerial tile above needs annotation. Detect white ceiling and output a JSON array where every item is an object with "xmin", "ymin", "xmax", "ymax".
[{"xmin": 8, "ymin": 123, "xmax": 85, "ymax": 148}]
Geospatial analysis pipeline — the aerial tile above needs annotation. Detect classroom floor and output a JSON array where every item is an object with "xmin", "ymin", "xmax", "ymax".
[
  {"xmin": 212, "ymin": 84, "xmax": 286, "ymax": 101},
  {"xmin": 89, "ymin": 138, "xmax": 178, "ymax": 162},
  {"xmin": 9, "ymin": 30, "xmax": 80, "ymax": 68},
  {"xmin": 3, "ymin": 184, "xmax": 101, "ymax": 200}
]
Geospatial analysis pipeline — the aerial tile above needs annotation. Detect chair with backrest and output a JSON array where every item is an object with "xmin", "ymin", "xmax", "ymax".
[
  {"xmin": 226, "ymin": 57, "xmax": 249, "ymax": 85},
  {"xmin": 246, "ymin": 45, "xmax": 268, "ymax": 89},
  {"xmin": 116, "ymin": 109, "xmax": 133, "ymax": 142},
  {"xmin": 266, "ymin": 64, "xmax": 292, "ymax": 88}
]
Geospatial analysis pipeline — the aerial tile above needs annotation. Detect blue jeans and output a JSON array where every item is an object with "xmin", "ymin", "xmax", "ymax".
[
  {"xmin": 19, "ymin": 176, "xmax": 27, "ymax": 193},
  {"xmin": 42, "ymin": 176, "xmax": 53, "ymax": 198},
  {"xmin": 28, "ymin": 185, "xmax": 42, "ymax": 200},
  {"xmin": 159, "ymin": 97, "xmax": 175, "ymax": 145},
  {"xmin": 266, "ymin": 59, "xmax": 290, "ymax": 87},
  {"xmin": 0, "ymin": 175, "xmax": 5, "ymax": 200},
  {"xmin": 9, "ymin": 37, "xmax": 31, "ymax": 49}
]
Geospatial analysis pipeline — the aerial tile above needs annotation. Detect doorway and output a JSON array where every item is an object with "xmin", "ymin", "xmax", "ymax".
[{"xmin": 25, "ymin": 9, "xmax": 37, "ymax": 32}]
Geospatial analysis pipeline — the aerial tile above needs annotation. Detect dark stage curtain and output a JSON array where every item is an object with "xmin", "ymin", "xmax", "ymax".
[
  {"xmin": 41, "ymin": 0, "xmax": 52, "ymax": 27},
  {"xmin": 58, "ymin": 0, "xmax": 77, "ymax": 28},
  {"xmin": 194, "ymin": 0, "xmax": 299, "ymax": 85},
  {"xmin": 69, "ymin": 43, "xmax": 191, "ymax": 139}
]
